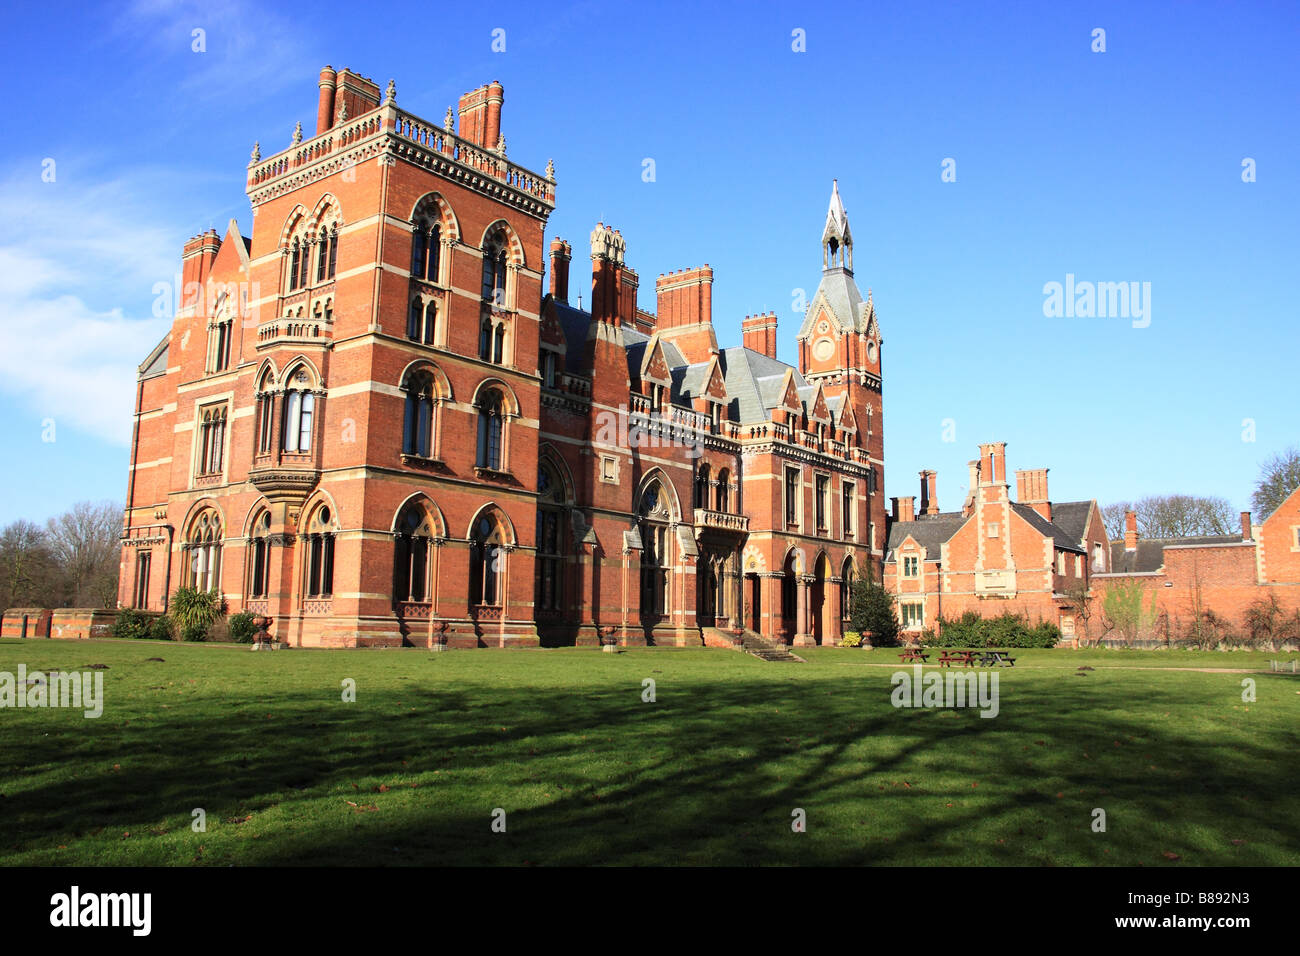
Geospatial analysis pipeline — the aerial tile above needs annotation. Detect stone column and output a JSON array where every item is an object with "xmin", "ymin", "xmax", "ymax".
[{"xmin": 794, "ymin": 574, "xmax": 815, "ymax": 647}]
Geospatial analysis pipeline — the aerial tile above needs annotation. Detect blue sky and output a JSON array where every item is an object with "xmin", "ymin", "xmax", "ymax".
[{"xmin": 0, "ymin": 0, "xmax": 1296, "ymax": 526}]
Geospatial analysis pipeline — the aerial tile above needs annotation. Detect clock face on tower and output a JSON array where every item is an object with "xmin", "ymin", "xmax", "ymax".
[{"xmin": 812, "ymin": 337, "xmax": 835, "ymax": 362}]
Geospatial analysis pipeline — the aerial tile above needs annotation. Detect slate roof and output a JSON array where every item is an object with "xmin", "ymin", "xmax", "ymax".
[
  {"xmin": 1049, "ymin": 500, "xmax": 1094, "ymax": 546},
  {"xmin": 1011, "ymin": 503, "xmax": 1085, "ymax": 553},
  {"xmin": 719, "ymin": 347, "xmax": 809, "ymax": 424},
  {"xmin": 1107, "ymin": 534, "xmax": 1251, "ymax": 574},
  {"xmin": 800, "ymin": 267, "xmax": 869, "ymax": 336},
  {"xmin": 885, "ymin": 512, "xmax": 969, "ymax": 558}
]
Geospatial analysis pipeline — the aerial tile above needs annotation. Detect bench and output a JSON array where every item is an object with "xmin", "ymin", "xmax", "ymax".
[
  {"xmin": 899, "ymin": 648, "xmax": 929, "ymax": 663},
  {"xmin": 937, "ymin": 650, "xmax": 976, "ymax": 668}
]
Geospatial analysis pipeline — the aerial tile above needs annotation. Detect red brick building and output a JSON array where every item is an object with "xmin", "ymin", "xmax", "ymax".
[
  {"xmin": 117, "ymin": 68, "xmax": 886, "ymax": 648},
  {"xmin": 1089, "ymin": 486, "xmax": 1300, "ymax": 641},
  {"xmin": 882, "ymin": 443, "xmax": 1111, "ymax": 641}
]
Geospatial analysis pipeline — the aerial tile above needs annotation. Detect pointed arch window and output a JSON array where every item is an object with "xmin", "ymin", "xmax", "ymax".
[
  {"xmin": 695, "ymin": 463, "xmax": 711, "ymax": 510},
  {"xmin": 186, "ymin": 510, "xmax": 223, "ymax": 593},
  {"xmin": 327, "ymin": 226, "xmax": 338, "ymax": 279},
  {"xmin": 304, "ymin": 505, "xmax": 335, "ymax": 599},
  {"xmin": 716, "ymin": 468, "xmax": 731, "ymax": 513},
  {"xmin": 198, "ymin": 405, "xmax": 227, "ymax": 476},
  {"xmin": 638, "ymin": 480, "xmax": 671, "ymax": 620},
  {"xmin": 469, "ymin": 513, "xmax": 506, "ymax": 607},
  {"xmin": 475, "ymin": 390, "xmax": 505, "ymax": 471},
  {"xmin": 282, "ymin": 375, "xmax": 315, "ymax": 453},
  {"xmin": 289, "ymin": 239, "xmax": 301, "ymax": 291},
  {"xmin": 248, "ymin": 510, "xmax": 271, "ymax": 599},
  {"xmin": 297, "ymin": 239, "xmax": 310, "ymax": 289},
  {"xmin": 412, "ymin": 219, "xmax": 442, "ymax": 282},
  {"xmin": 481, "ymin": 229, "xmax": 508, "ymax": 306},
  {"xmin": 255, "ymin": 371, "xmax": 276, "ymax": 455},
  {"xmin": 393, "ymin": 502, "xmax": 435, "ymax": 603},
  {"xmin": 408, "ymin": 298, "xmax": 436, "ymax": 344},
  {"xmin": 536, "ymin": 462, "xmax": 566, "ymax": 613},
  {"xmin": 402, "ymin": 370, "xmax": 437, "ymax": 459}
]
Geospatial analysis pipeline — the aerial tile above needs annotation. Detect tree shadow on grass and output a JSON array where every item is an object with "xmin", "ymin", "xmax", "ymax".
[{"xmin": 1, "ymin": 666, "xmax": 1296, "ymax": 866}]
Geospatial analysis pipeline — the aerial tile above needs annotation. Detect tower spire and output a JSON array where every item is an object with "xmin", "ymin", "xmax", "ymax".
[{"xmin": 821, "ymin": 179, "xmax": 853, "ymax": 273}]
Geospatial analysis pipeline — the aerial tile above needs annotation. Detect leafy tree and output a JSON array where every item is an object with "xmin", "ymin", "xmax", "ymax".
[
  {"xmin": 1251, "ymin": 446, "xmax": 1300, "ymax": 521},
  {"xmin": 850, "ymin": 581, "xmax": 899, "ymax": 647}
]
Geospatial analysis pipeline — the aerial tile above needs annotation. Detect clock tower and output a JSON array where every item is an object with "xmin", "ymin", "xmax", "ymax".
[{"xmin": 796, "ymin": 181, "xmax": 887, "ymax": 571}]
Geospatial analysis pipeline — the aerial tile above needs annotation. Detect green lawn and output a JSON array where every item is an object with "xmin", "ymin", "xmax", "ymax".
[{"xmin": 1, "ymin": 638, "xmax": 1297, "ymax": 866}]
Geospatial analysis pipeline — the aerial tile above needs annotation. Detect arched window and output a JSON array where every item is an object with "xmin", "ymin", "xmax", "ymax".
[
  {"xmin": 535, "ymin": 462, "xmax": 566, "ymax": 613},
  {"xmin": 479, "ymin": 318, "xmax": 492, "ymax": 361},
  {"xmin": 695, "ymin": 463, "xmax": 711, "ymax": 510},
  {"xmin": 476, "ymin": 390, "xmax": 504, "ymax": 471},
  {"xmin": 393, "ymin": 501, "xmax": 436, "ymax": 603},
  {"xmin": 248, "ymin": 510, "xmax": 271, "ymax": 598},
  {"xmin": 198, "ymin": 405, "xmax": 227, "ymax": 475},
  {"xmin": 282, "ymin": 372, "xmax": 315, "ymax": 453},
  {"xmin": 186, "ymin": 510, "xmax": 223, "ymax": 592},
  {"xmin": 402, "ymin": 369, "xmax": 436, "ymax": 458},
  {"xmin": 481, "ymin": 229, "xmax": 508, "ymax": 305},
  {"xmin": 469, "ymin": 512, "xmax": 506, "ymax": 607},
  {"xmin": 411, "ymin": 216, "xmax": 441, "ymax": 282},
  {"xmin": 493, "ymin": 324, "xmax": 505, "ymax": 364},
  {"xmin": 327, "ymin": 226, "xmax": 338, "ymax": 279},
  {"xmin": 716, "ymin": 468, "xmax": 731, "ymax": 513},
  {"xmin": 298, "ymin": 238, "xmax": 310, "ymax": 289},
  {"xmin": 638, "ymin": 480, "xmax": 671, "ymax": 620},
  {"xmin": 317, "ymin": 231, "xmax": 330, "ymax": 282},
  {"xmin": 304, "ymin": 505, "xmax": 335, "ymax": 598},
  {"xmin": 289, "ymin": 239, "xmax": 301, "ymax": 291},
  {"xmin": 255, "ymin": 370, "xmax": 276, "ymax": 455}
]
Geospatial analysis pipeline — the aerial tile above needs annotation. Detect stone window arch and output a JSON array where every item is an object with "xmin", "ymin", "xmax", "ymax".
[{"xmin": 184, "ymin": 508, "xmax": 224, "ymax": 593}]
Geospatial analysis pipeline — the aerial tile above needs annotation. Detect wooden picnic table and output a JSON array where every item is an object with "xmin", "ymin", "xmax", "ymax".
[
  {"xmin": 937, "ymin": 650, "xmax": 976, "ymax": 668},
  {"xmin": 898, "ymin": 648, "xmax": 929, "ymax": 663}
]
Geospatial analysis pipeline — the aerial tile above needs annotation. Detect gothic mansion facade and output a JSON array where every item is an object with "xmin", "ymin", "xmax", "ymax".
[{"xmin": 118, "ymin": 68, "xmax": 887, "ymax": 647}]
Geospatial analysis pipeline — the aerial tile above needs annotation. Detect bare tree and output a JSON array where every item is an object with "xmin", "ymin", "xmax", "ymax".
[
  {"xmin": 0, "ymin": 521, "xmax": 59, "ymax": 610},
  {"xmin": 45, "ymin": 501, "xmax": 122, "ymax": 608},
  {"xmin": 1101, "ymin": 501, "xmax": 1134, "ymax": 540},
  {"xmin": 1252, "ymin": 446, "xmax": 1300, "ymax": 521}
]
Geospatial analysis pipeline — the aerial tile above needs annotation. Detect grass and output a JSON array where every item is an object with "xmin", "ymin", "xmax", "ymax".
[{"xmin": 1, "ymin": 638, "xmax": 1297, "ymax": 866}]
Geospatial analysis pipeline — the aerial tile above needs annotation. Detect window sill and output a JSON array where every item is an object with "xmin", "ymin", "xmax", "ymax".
[
  {"xmin": 401, "ymin": 453, "xmax": 444, "ymax": 469},
  {"xmin": 474, "ymin": 466, "xmax": 512, "ymax": 482}
]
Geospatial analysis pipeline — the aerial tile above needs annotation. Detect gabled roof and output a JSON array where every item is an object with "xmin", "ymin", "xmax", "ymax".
[
  {"xmin": 799, "ymin": 268, "xmax": 870, "ymax": 337},
  {"xmin": 718, "ymin": 347, "xmax": 809, "ymax": 424},
  {"xmin": 1011, "ymin": 503, "xmax": 1085, "ymax": 553},
  {"xmin": 139, "ymin": 332, "xmax": 170, "ymax": 378},
  {"xmin": 885, "ymin": 512, "xmax": 969, "ymax": 559},
  {"xmin": 1049, "ymin": 500, "xmax": 1093, "ymax": 545}
]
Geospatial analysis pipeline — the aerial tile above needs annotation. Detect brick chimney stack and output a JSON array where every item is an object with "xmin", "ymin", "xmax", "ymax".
[
  {"xmin": 1241, "ymin": 511, "xmax": 1252, "ymax": 541},
  {"xmin": 654, "ymin": 267, "xmax": 713, "ymax": 330},
  {"xmin": 457, "ymin": 84, "xmax": 491, "ymax": 146},
  {"xmin": 978, "ymin": 442, "xmax": 1008, "ymax": 486},
  {"xmin": 549, "ymin": 238, "xmax": 571, "ymax": 304},
  {"xmin": 962, "ymin": 460, "xmax": 980, "ymax": 516},
  {"xmin": 919, "ymin": 470, "xmax": 939, "ymax": 515},
  {"xmin": 484, "ymin": 81, "xmax": 504, "ymax": 150},
  {"xmin": 742, "ymin": 312, "xmax": 778, "ymax": 358},
  {"xmin": 1015, "ymin": 468, "xmax": 1051, "ymax": 521},
  {"xmin": 316, "ymin": 66, "xmax": 337, "ymax": 135},
  {"xmin": 1124, "ymin": 510, "xmax": 1139, "ymax": 552},
  {"xmin": 590, "ymin": 223, "xmax": 627, "ymax": 325},
  {"xmin": 181, "ymin": 229, "xmax": 222, "ymax": 309},
  {"xmin": 892, "ymin": 496, "xmax": 915, "ymax": 523}
]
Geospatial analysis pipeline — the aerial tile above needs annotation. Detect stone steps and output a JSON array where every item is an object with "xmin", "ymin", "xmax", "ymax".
[{"xmin": 739, "ymin": 629, "xmax": 805, "ymax": 663}]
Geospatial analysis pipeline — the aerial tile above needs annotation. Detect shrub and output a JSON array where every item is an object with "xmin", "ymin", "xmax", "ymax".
[
  {"xmin": 168, "ymin": 586, "xmax": 224, "ymax": 643},
  {"xmin": 148, "ymin": 615, "xmax": 175, "ymax": 642},
  {"xmin": 927, "ymin": 611, "xmax": 1060, "ymax": 648},
  {"xmin": 110, "ymin": 607, "xmax": 152, "ymax": 641},
  {"xmin": 850, "ymin": 581, "xmax": 899, "ymax": 647},
  {"xmin": 228, "ymin": 611, "xmax": 259, "ymax": 644}
]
